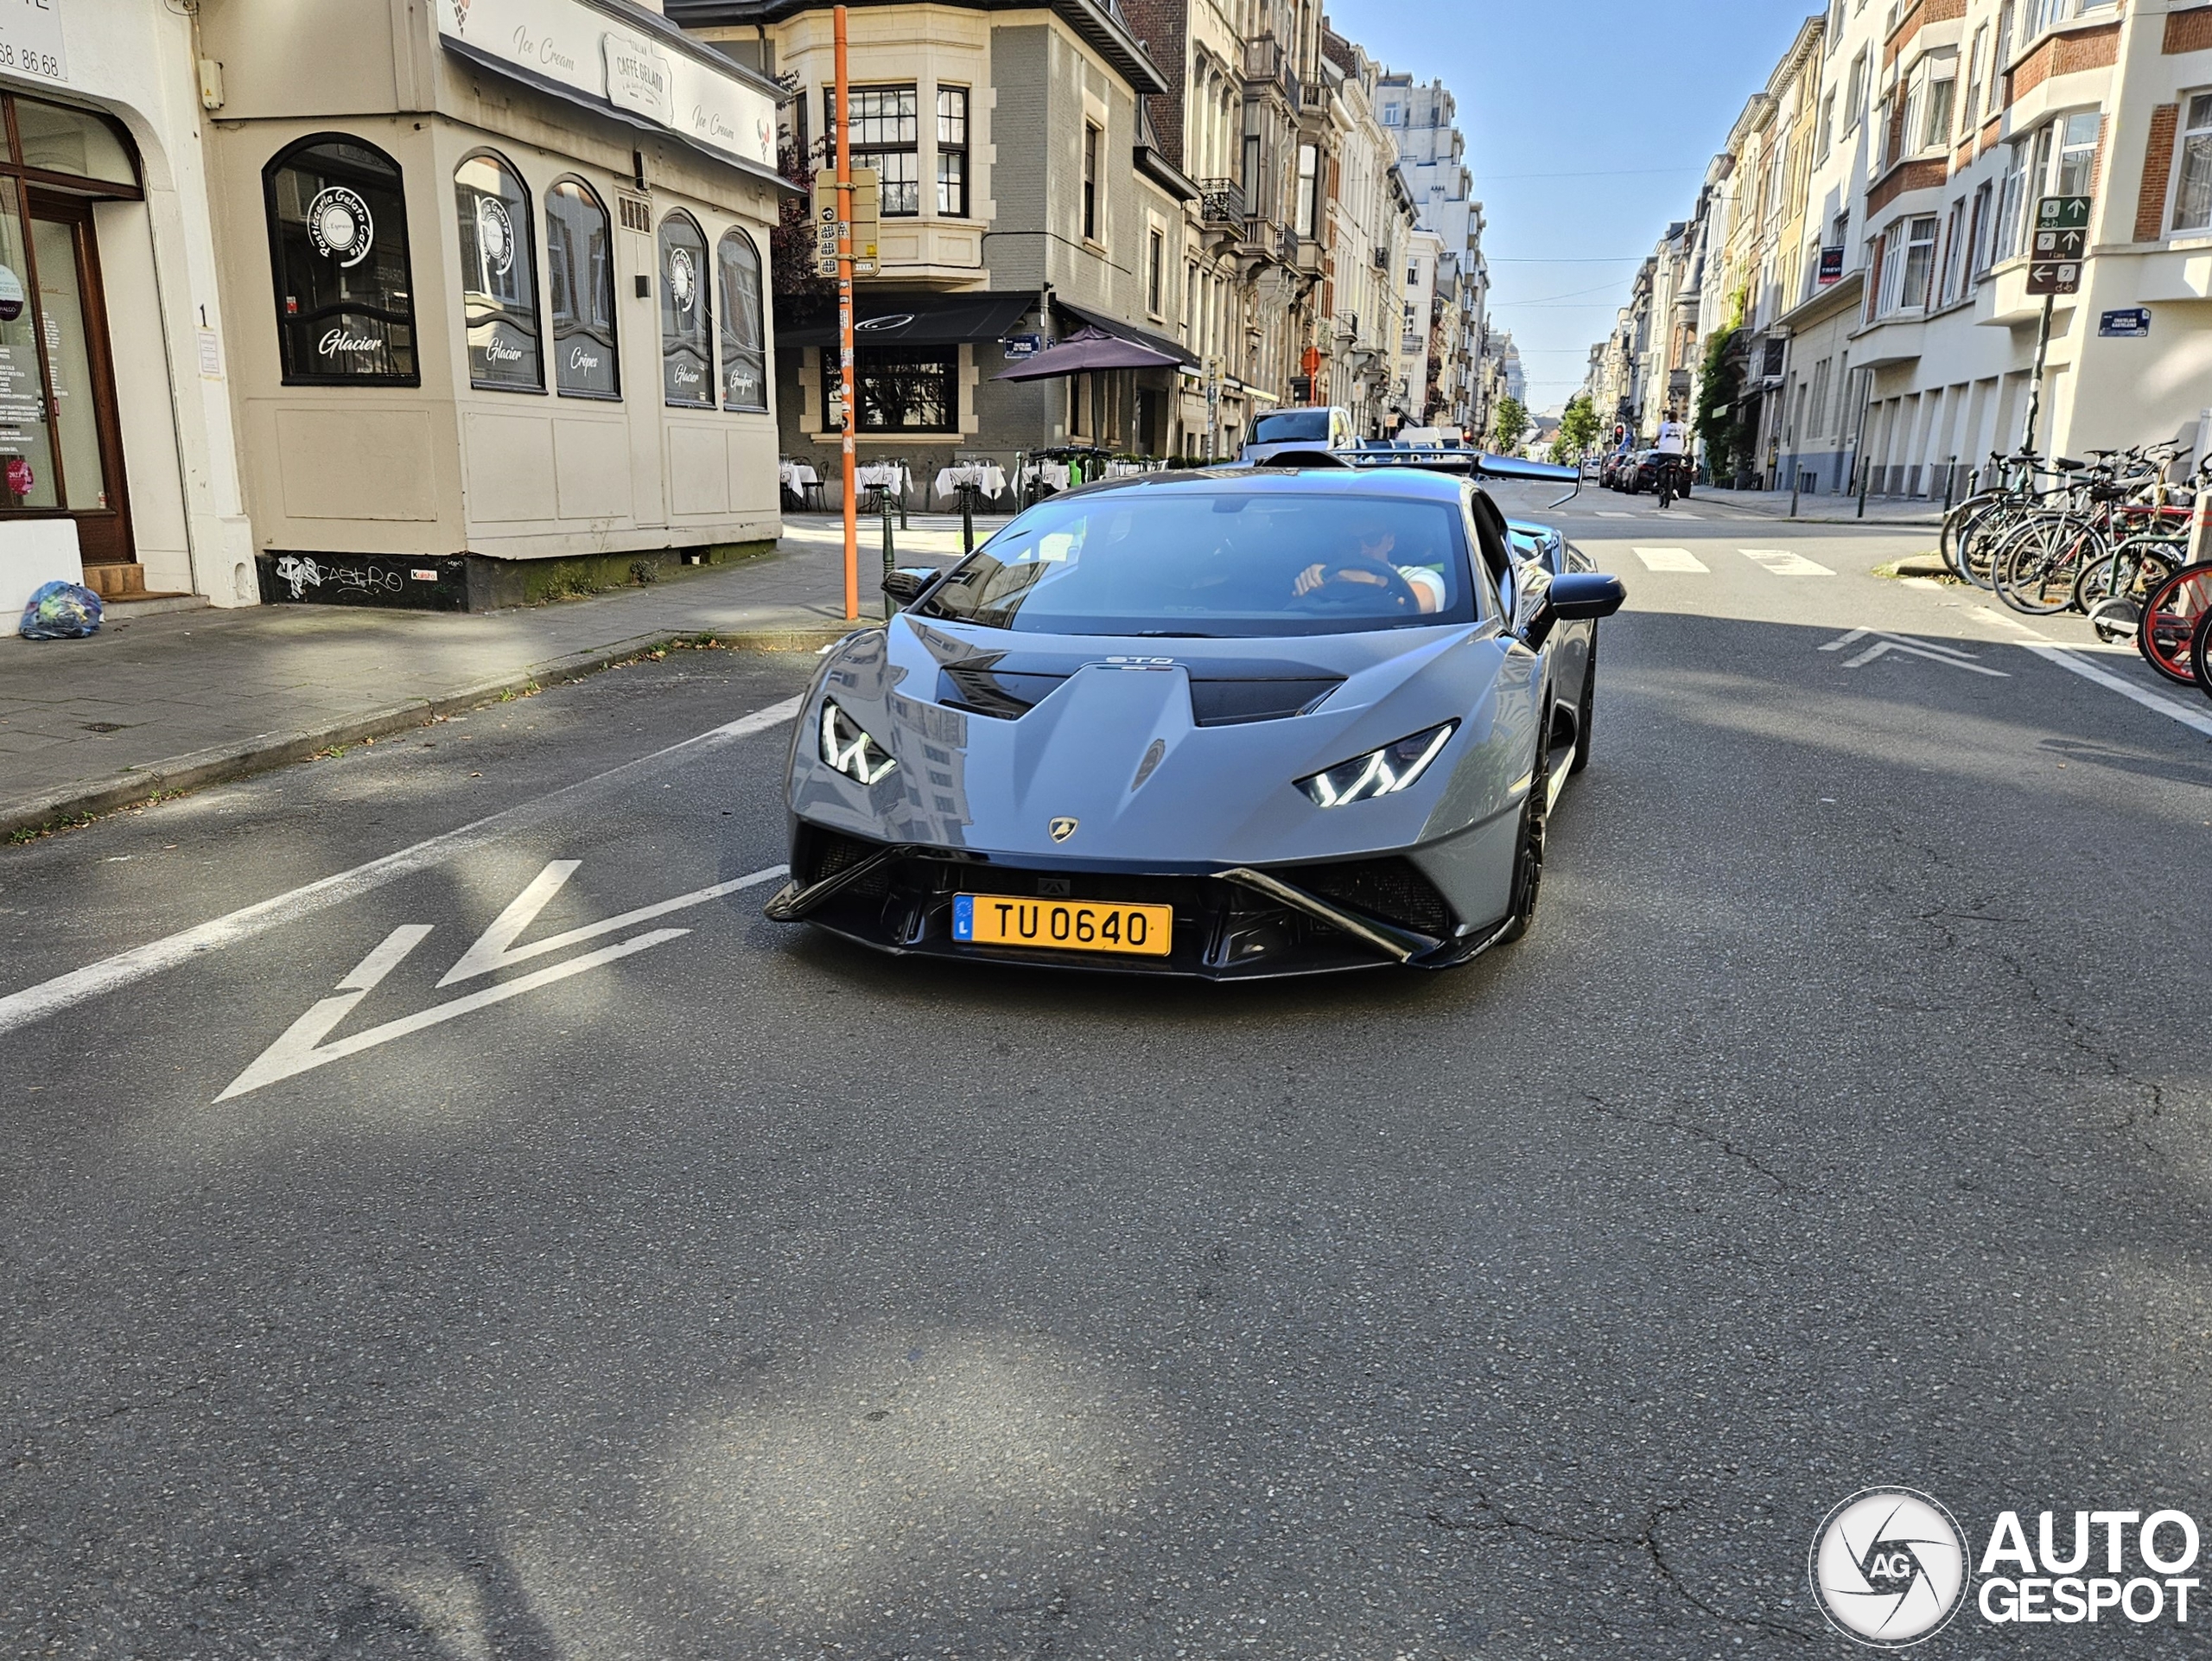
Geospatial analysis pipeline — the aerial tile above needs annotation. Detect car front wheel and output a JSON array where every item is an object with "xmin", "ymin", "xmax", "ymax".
[{"xmin": 1497, "ymin": 718, "xmax": 1550, "ymax": 944}]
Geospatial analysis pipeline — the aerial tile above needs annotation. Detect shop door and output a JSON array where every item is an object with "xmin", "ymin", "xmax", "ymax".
[{"xmin": 27, "ymin": 194, "xmax": 130, "ymax": 566}]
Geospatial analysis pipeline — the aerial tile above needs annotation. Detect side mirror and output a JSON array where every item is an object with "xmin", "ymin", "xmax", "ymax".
[
  {"xmin": 1516, "ymin": 570, "xmax": 1624, "ymax": 651},
  {"xmin": 880, "ymin": 565, "xmax": 938, "ymax": 609},
  {"xmin": 1546, "ymin": 571, "xmax": 1627, "ymax": 620}
]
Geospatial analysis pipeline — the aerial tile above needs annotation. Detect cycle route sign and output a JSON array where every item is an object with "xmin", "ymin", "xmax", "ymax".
[{"xmin": 2027, "ymin": 194, "xmax": 2091, "ymax": 296}]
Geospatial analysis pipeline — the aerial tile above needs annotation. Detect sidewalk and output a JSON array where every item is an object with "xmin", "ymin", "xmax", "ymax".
[
  {"xmin": 0, "ymin": 514, "xmax": 1008, "ymax": 838},
  {"xmin": 1693, "ymin": 485, "xmax": 1944, "ymax": 531}
]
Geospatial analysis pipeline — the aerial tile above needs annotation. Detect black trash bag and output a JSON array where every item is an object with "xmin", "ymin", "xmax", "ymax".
[{"xmin": 18, "ymin": 580, "xmax": 102, "ymax": 640}]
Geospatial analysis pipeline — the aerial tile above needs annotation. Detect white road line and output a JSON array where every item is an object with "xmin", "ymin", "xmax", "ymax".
[
  {"xmin": 0, "ymin": 694, "xmax": 805, "ymax": 1038},
  {"xmin": 1741, "ymin": 548, "xmax": 1835, "ymax": 577},
  {"xmin": 1965, "ymin": 606, "xmax": 2212, "ymax": 737},
  {"xmin": 1633, "ymin": 547, "xmax": 1709, "ymax": 572},
  {"xmin": 1596, "ymin": 511, "xmax": 1632, "ymax": 519}
]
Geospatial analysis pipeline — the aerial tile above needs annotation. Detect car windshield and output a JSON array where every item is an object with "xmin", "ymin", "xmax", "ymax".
[
  {"xmin": 1253, "ymin": 410, "xmax": 1330, "ymax": 442},
  {"xmin": 914, "ymin": 489, "xmax": 1478, "ymax": 638}
]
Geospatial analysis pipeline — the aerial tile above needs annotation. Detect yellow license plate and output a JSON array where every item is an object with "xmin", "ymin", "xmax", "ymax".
[{"xmin": 952, "ymin": 894, "xmax": 1173, "ymax": 957}]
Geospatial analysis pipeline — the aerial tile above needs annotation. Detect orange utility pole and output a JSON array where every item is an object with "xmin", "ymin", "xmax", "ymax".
[{"xmin": 835, "ymin": 5, "xmax": 858, "ymax": 620}]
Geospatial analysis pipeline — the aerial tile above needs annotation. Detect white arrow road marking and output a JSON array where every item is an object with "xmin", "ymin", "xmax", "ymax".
[
  {"xmin": 1820, "ymin": 628, "xmax": 2009, "ymax": 676},
  {"xmin": 0, "ymin": 694, "xmax": 803, "ymax": 1039},
  {"xmin": 1741, "ymin": 548, "xmax": 1835, "ymax": 576},
  {"xmin": 215, "ymin": 926, "xmax": 686, "ymax": 1101},
  {"xmin": 437, "ymin": 861, "xmax": 785, "ymax": 986},
  {"xmin": 1633, "ymin": 547, "xmax": 1708, "ymax": 572},
  {"xmin": 217, "ymin": 861, "xmax": 788, "ymax": 1100}
]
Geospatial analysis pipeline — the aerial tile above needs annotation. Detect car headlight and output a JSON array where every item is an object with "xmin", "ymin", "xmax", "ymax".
[
  {"xmin": 819, "ymin": 701, "xmax": 898, "ymax": 785},
  {"xmin": 1297, "ymin": 721, "xmax": 1457, "ymax": 807}
]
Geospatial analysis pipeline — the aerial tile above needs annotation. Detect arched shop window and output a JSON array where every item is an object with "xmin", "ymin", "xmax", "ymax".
[
  {"xmin": 716, "ymin": 229, "xmax": 767, "ymax": 411},
  {"xmin": 454, "ymin": 151, "xmax": 541, "ymax": 391},
  {"xmin": 658, "ymin": 211, "xmax": 712, "ymax": 407},
  {"xmin": 263, "ymin": 135, "xmax": 416, "ymax": 385},
  {"xmin": 545, "ymin": 179, "xmax": 618, "ymax": 398}
]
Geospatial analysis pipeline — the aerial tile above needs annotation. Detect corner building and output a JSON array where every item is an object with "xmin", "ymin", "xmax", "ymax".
[{"xmin": 196, "ymin": 0, "xmax": 792, "ymax": 609}]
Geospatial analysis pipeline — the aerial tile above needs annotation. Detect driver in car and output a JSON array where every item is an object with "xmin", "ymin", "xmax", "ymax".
[{"xmin": 1290, "ymin": 528, "xmax": 1446, "ymax": 614}]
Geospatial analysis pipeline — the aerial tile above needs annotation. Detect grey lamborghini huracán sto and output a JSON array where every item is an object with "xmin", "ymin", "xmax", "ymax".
[{"xmin": 766, "ymin": 455, "xmax": 1624, "ymax": 977}]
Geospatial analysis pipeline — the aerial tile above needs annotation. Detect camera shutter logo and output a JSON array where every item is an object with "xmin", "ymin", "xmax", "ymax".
[
  {"xmin": 667, "ymin": 245, "xmax": 697, "ymax": 312},
  {"xmin": 1809, "ymin": 1488, "xmax": 1969, "ymax": 1648},
  {"xmin": 306, "ymin": 187, "xmax": 374, "ymax": 270}
]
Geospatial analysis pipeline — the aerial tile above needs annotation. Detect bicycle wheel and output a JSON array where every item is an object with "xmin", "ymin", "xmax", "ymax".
[
  {"xmin": 1996, "ymin": 514, "xmax": 2101, "ymax": 614},
  {"xmin": 1940, "ymin": 492, "xmax": 2004, "ymax": 577},
  {"xmin": 2138, "ymin": 559, "xmax": 2212, "ymax": 686},
  {"xmin": 2195, "ymin": 606, "xmax": 2212, "ymax": 700},
  {"xmin": 2075, "ymin": 537, "xmax": 2182, "ymax": 620},
  {"xmin": 1957, "ymin": 502, "xmax": 2025, "ymax": 589}
]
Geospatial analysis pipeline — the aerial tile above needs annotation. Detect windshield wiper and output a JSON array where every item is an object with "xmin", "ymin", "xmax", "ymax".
[{"xmin": 1129, "ymin": 630, "xmax": 1212, "ymax": 638}]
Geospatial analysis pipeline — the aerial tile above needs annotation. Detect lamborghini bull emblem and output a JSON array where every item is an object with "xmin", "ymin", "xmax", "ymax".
[{"xmin": 1049, "ymin": 817, "xmax": 1079, "ymax": 843}]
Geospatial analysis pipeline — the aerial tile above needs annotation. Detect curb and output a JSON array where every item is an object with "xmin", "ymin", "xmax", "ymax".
[{"xmin": 0, "ymin": 621, "xmax": 858, "ymax": 842}]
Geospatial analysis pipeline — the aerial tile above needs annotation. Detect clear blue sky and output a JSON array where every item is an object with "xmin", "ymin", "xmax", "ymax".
[{"xmin": 1324, "ymin": 0, "xmax": 1821, "ymax": 413}]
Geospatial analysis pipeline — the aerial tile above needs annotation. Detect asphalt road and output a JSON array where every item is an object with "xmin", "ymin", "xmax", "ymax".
[{"xmin": 3, "ymin": 487, "xmax": 2209, "ymax": 1659}]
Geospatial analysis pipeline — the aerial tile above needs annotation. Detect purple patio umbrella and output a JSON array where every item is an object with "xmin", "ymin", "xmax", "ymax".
[{"xmin": 994, "ymin": 325, "xmax": 1182, "ymax": 380}]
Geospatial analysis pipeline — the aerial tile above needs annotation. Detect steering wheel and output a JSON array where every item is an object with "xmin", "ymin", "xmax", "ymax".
[{"xmin": 1284, "ymin": 557, "xmax": 1422, "ymax": 614}]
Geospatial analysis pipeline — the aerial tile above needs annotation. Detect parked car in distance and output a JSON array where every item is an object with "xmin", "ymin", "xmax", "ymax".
[
  {"xmin": 1626, "ymin": 450, "xmax": 1689, "ymax": 497},
  {"xmin": 1242, "ymin": 405, "xmax": 1355, "ymax": 463}
]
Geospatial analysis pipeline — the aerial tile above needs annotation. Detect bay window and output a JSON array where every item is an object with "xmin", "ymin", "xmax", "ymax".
[
  {"xmin": 454, "ymin": 152, "xmax": 541, "ymax": 392},
  {"xmin": 937, "ymin": 88, "xmax": 969, "ymax": 218},
  {"xmin": 545, "ymin": 180, "xmax": 618, "ymax": 399},
  {"xmin": 828, "ymin": 86, "xmax": 919, "ymax": 216},
  {"xmin": 2176, "ymin": 92, "xmax": 2212, "ymax": 233},
  {"xmin": 264, "ymin": 136, "xmax": 416, "ymax": 385}
]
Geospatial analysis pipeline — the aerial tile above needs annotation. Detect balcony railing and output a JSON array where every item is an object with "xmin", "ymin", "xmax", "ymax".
[
  {"xmin": 1197, "ymin": 178, "xmax": 1246, "ymax": 229},
  {"xmin": 1243, "ymin": 217, "xmax": 1284, "ymax": 260},
  {"xmin": 1243, "ymin": 35, "xmax": 1283, "ymax": 83}
]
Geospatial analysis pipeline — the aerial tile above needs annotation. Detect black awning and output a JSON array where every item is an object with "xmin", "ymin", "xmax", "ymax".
[
  {"xmin": 1053, "ymin": 299, "xmax": 1199, "ymax": 367},
  {"xmin": 776, "ymin": 290, "xmax": 1039, "ymax": 349}
]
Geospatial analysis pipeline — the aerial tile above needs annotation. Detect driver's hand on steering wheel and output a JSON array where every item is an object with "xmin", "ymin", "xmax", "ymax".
[{"xmin": 1293, "ymin": 560, "xmax": 1389, "ymax": 599}]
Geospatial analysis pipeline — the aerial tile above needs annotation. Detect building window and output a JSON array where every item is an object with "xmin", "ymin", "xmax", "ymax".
[
  {"xmin": 658, "ymin": 212, "xmax": 712, "ymax": 407},
  {"xmin": 1818, "ymin": 90, "xmax": 1836, "ymax": 160},
  {"xmin": 1920, "ymin": 60, "xmax": 1956, "ymax": 152},
  {"xmin": 263, "ymin": 134, "xmax": 416, "ymax": 385},
  {"xmin": 937, "ymin": 87, "xmax": 969, "ymax": 217},
  {"xmin": 823, "ymin": 347, "xmax": 957, "ymax": 431},
  {"xmin": 2176, "ymin": 93, "xmax": 2212, "ymax": 232},
  {"xmin": 1994, "ymin": 136, "xmax": 2031, "ymax": 261},
  {"xmin": 716, "ymin": 230, "xmax": 767, "ymax": 411},
  {"xmin": 1968, "ymin": 181, "xmax": 1993, "ymax": 278},
  {"xmin": 1890, "ymin": 213, "xmax": 1939, "ymax": 311},
  {"xmin": 827, "ymin": 86, "xmax": 920, "ymax": 216},
  {"xmin": 1964, "ymin": 26, "xmax": 1987, "ymax": 129},
  {"xmin": 1845, "ymin": 51, "xmax": 1866, "ymax": 130},
  {"xmin": 1938, "ymin": 198, "xmax": 1967, "ymax": 305},
  {"xmin": 1295, "ymin": 143, "xmax": 1319, "ymax": 238},
  {"xmin": 2052, "ymin": 111, "xmax": 2100, "ymax": 197},
  {"xmin": 1147, "ymin": 227, "xmax": 1164, "ymax": 316},
  {"xmin": 1992, "ymin": 3, "xmax": 2015, "ymax": 115},
  {"xmin": 1082, "ymin": 122, "xmax": 1100, "ymax": 242},
  {"xmin": 545, "ymin": 180, "xmax": 618, "ymax": 399},
  {"xmin": 454, "ymin": 152, "xmax": 541, "ymax": 392}
]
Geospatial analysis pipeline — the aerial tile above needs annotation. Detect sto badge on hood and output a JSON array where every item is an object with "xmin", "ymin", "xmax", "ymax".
[{"xmin": 1049, "ymin": 817, "xmax": 1079, "ymax": 843}]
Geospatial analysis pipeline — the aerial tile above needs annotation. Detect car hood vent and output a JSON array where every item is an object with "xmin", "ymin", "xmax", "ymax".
[
  {"xmin": 1188, "ymin": 678, "xmax": 1341, "ymax": 726},
  {"xmin": 938, "ymin": 665, "xmax": 1069, "ymax": 719}
]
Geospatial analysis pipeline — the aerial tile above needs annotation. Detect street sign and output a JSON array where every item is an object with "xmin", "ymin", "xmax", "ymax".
[
  {"xmin": 2100, "ymin": 307, "xmax": 2152, "ymax": 338},
  {"xmin": 2027, "ymin": 194, "xmax": 2090, "ymax": 295},
  {"xmin": 1001, "ymin": 333, "xmax": 1041, "ymax": 360},
  {"xmin": 809, "ymin": 168, "xmax": 879, "ymax": 277}
]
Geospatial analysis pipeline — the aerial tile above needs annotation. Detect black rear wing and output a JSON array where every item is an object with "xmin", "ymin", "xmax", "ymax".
[{"xmin": 1253, "ymin": 446, "xmax": 1581, "ymax": 501}]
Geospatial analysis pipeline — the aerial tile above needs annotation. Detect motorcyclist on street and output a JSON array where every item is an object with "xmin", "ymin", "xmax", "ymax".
[{"xmin": 1654, "ymin": 411, "xmax": 1690, "ymax": 509}]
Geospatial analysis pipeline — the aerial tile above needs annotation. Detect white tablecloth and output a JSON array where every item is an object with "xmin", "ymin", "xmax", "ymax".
[
  {"xmin": 855, "ymin": 462, "xmax": 909, "ymax": 492},
  {"xmin": 1017, "ymin": 462, "xmax": 1069, "ymax": 492},
  {"xmin": 1103, "ymin": 461, "xmax": 1150, "ymax": 478},
  {"xmin": 778, "ymin": 461, "xmax": 819, "ymax": 493},
  {"xmin": 934, "ymin": 463, "xmax": 1008, "ymax": 501}
]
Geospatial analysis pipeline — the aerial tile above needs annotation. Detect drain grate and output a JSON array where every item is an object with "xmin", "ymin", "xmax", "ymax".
[{"xmin": 81, "ymin": 722, "xmax": 130, "ymax": 733}]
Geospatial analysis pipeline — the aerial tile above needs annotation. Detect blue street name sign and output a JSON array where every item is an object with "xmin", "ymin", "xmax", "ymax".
[
  {"xmin": 2099, "ymin": 308, "xmax": 2152, "ymax": 339},
  {"xmin": 1001, "ymin": 334, "xmax": 1042, "ymax": 359}
]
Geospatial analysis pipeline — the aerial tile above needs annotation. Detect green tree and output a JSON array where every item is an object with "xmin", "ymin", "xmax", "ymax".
[
  {"xmin": 1692, "ymin": 289, "xmax": 1746, "ymax": 482},
  {"xmin": 1491, "ymin": 396, "xmax": 1529, "ymax": 456},
  {"xmin": 1555, "ymin": 393, "xmax": 1599, "ymax": 462}
]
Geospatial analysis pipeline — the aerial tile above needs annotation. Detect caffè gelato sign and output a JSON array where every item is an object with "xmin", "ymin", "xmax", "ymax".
[{"xmin": 435, "ymin": 0, "xmax": 775, "ymax": 170}]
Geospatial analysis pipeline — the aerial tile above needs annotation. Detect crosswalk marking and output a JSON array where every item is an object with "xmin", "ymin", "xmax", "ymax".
[
  {"xmin": 1633, "ymin": 546, "xmax": 1709, "ymax": 572},
  {"xmin": 1596, "ymin": 511, "xmax": 1632, "ymax": 519},
  {"xmin": 1740, "ymin": 547, "xmax": 1834, "ymax": 577}
]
